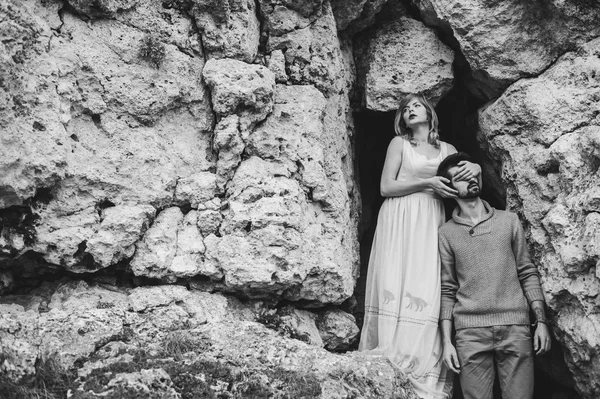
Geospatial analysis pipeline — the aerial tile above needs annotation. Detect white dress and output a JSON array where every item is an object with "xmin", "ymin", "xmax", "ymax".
[{"xmin": 359, "ymin": 139, "xmax": 452, "ymax": 399}]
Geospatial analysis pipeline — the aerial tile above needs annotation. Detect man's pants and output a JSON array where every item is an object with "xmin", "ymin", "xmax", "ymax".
[{"xmin": 455, "ymin": 325, "xmax": 534, "ymax": 399}]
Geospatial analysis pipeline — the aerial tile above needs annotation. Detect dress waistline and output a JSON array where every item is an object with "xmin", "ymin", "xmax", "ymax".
[{"xmin": 405, "ymin": 191, "xmax": 442, "ymax": 201}]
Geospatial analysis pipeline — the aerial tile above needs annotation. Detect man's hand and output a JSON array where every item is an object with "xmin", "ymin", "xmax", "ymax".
[
  {"xmin": 443, "ymin": 343, "xmax": 461, "ymax": 374},
  {"xmin": 533, "ymin": 323, "xmax": 551, "ymax": 355}
]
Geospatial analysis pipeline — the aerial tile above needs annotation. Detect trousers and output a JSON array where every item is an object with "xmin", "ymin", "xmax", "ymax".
[{"xmin": 455, "ymin": 325, "xmax": 534, "ymax": 399}]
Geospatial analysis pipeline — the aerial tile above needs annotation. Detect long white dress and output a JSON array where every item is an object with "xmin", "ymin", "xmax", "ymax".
[{"xmin": 359, "ymin": 139, "xmax": 452, "ymax": 399}]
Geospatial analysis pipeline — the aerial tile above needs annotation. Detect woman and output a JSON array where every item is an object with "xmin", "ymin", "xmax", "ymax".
[{"xmin": 359, "ymin": 93, "xmax": 480, "ymax": 399}]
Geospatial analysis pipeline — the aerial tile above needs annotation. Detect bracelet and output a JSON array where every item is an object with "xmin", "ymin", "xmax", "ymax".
[{"xmin": 532, "ymin": 320, "xmax": 548, "ymax": 327}]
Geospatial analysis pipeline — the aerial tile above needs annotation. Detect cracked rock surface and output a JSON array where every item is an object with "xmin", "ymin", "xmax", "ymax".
[
  {"xmin": 0, "ymin": 281, "xmax": 414, "ymax": 398},
  {"xmin": 479, "ymin": 37, "xmax": 600, "ymax": 398},
  {"xmin": 1, "ymin": 0, "xmax": 358, "ymax": 306},
  {"xmin": 2, "ymin": 0, "xmax": 600, "ymax": 396}
]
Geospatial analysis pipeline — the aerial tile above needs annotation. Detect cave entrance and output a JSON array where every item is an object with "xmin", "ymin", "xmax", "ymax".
[
  {"xmin": 353, "ymin": 84, "xmax": 495, "ymax": 331},
  {"xmin": 352, "ymin": 86, "xmax": 580, "ymax": 399}
]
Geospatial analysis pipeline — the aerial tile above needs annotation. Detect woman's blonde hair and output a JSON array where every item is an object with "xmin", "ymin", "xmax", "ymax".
[{"xmin": 394, "ymin": 93, "xmax": 440, "ymax": 149}]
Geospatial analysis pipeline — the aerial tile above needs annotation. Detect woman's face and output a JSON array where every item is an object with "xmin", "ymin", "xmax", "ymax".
[{"xmin": 402, "ymin": 99, "xmax": 429, "ymax": 127}]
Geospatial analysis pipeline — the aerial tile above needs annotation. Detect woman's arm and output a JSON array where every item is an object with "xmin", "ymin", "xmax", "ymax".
[{"xmin": 380, "ymin": 137, "xmax": 457, "ymax": 198}]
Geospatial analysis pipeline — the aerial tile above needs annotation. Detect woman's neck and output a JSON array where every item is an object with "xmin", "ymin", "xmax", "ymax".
[{"xmin": 411, "ymin": 124, "xmax": 430, "ymax": 144}]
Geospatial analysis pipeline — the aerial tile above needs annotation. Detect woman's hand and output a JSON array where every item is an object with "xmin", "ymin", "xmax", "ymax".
[
  {"xmin": 428, "ymin": 176, "xmax": 458, "ymax": 198},
  {"xmin": 452, "ymin": 161, "xmax": 481, "ymax": 183}
]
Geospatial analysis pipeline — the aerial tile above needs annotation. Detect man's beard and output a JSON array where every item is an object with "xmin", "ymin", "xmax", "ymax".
[{"xmin": 458, "ymin": 183, "xmax": 481, "ymax": 199}]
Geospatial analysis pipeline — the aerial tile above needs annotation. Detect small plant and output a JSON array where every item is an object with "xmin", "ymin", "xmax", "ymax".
[
  {"xmin": 138, "ymin": 34, "xmax": 166, "ymax": 68},
  {"xmin": 161, "ymin": 331, "xmax": 198, "ymax": 360},
  {"xmin": 0, "ymin": 353, "xmax": 77, "ymax": 399}
]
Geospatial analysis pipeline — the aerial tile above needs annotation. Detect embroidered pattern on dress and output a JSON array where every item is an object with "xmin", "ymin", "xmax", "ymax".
[
  {"xmin": 405, "ymin": 292, "xmax": 428, "ymax": 311},
  {"xmin": 364, "ymin": 305, "xmax": 438, "ymax": 325}
]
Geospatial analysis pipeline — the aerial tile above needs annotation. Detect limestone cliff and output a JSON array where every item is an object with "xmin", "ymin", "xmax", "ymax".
[{"xmin": 1, "ymin": 0, "xmax": 599, "ymax": 397}]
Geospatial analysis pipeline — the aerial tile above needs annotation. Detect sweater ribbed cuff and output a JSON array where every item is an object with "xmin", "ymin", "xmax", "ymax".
[
  {"xmin": 525, "ymin": 288, "xmax": 545, "ymax": 305},
  {"xmin": 440, "ymin": 300, "xmax": 455, "ymax": 321}
]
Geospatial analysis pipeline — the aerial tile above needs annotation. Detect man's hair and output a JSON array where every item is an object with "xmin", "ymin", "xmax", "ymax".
[{"xmin": 436, "ymin": 152, "xmax": 475, "ymax": 184}]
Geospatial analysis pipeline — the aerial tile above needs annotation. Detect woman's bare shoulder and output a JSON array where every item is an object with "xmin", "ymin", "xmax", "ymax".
[{"xmin": 388, "ymin": 135, "xmax": 408, "ymax": 149}]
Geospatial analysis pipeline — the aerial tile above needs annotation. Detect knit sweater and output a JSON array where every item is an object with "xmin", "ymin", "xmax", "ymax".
[{"xmin": 438, "ymin": 200, "xmax": 545, "ymax": 330}]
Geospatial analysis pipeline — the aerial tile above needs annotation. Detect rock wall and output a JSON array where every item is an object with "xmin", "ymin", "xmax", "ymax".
[
  {"xmin": 0, "ymin": 0, "xmax": 359, "ymax": 305},
  {"xmin": 352, "ymin": 0, "xmax": 600, "ymax": 397},
  {"xmin": 479, "ymin": 38, "xmax": 600, "ymax": 397},
  {"xmin": 412, "ymin": 0, "xmax": 600, "ymax": 99},
  {"xmin": 2, "ymin": 0, "xmax": 600, "ymax": 396}
]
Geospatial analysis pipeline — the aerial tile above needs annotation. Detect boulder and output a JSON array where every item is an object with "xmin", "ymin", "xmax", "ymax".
[
  {"xmin": 478, "ymin": 37, "xmax": 600, "ymax": 397},
  {"xmin": 266, "ymin": 2, "xmax": 347, "ymax": 95},
  {"xmin": 130, "ymin": 207, "xmax": 182, "ymax": 280},
  {"xmin": 0, "ymin": 281, "xmax": 130, "ymax": 380},
  {"xmin": 86, "ymin": 205, "xmax": 156, "ymax": 268},
  {"xmin": 202, "ymin": 58, "xmax": 276, "ymax": 126},
  {"xmin": 316, "ymin": 309, "xmax": 360, "ymax": 351},
  {"xmin": 213, "ymin": 115, "xmax": 246, "ymax": 190},
  {"xmin": 0, "ymin": 0, "xmax": 68, "ymax": 208},
  {"xmin": 190, "ymin": 0, "xmax": 260, "ymax": 63},
  {"xmin": 267, "ymin": 49, "xmax": 288, "ymax": 83},
  {"xmin": 130, "ymin": 208, "xmax": 220, "ymax": 281},
  {"xmin": 196, "ymin": 209, "xmax": 223, "ymax": 237},
  {"xmin": 32, "ymin": 206, "xmax": 100, "ymax": 271},
  {"xmin": 258, "ymin": 0, "xmax": 324, "ymax": 36},
  {"xmin": 331, "ymin": 0, "xmax": 388, "ymax": 34},
  {"xmin": 413, "ymin": 0, "xmax": 600, "ymax": 97},
  {"xmin": 131, "ymin": 207, "xmax": 209, "ymax": 281},
  {"xmin": 117, "ymin": 0, "xmax": 203, "ymax": 55},
  {"xmin": 205, "ymin": 86, "xmax": 358, "ymax": 303},
  {"xmin": 128, "ymin": 285, "xmax": 190, "ymax": 313},
  {"xmin": 276, "ymin": 306, "xmax": 325, "ymax": 347},
  {"xmin": 355, "ymin": 17, "xmax": 454, "ymax": 111},
  {"xmin": 174, "ymin": 172, "xmax": 218, "ymax": 208},
  {"xmin": 331, "ymin": 0, "xmax": 369, "ymax": 31},
  {"xmin": 1, "ymin": 0, "xmax": 214, "ymax": 272}
]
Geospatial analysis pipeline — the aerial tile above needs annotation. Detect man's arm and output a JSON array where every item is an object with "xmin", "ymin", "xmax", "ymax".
[
  {"xmin": 531, "ymin": 300, "xmax": 551, "ymax": 355},
  {"xmin": 511, "ymin": 213, "xmax": 551, "ymax": 355},
  {"xmin": 439, "ymin": 231, "xmax": 458, "ymax": 321},
  {"xmin": 439, "ymin": 231, "xmax": 460, "ymax": 372},
  {"xmin": 511, "ymin": 213, "xmax": 545, "ymax": 304},
  {"xmin": 440, "ymin": 319, "xmax": 461, "ymax": 373}
]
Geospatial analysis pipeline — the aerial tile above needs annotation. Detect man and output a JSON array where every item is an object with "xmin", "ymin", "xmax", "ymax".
[{"xmin": 436, "ymin": 152, "xmax": 551, "ymax": 399}]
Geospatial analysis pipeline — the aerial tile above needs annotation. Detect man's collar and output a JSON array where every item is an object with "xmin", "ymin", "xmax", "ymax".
[{"xmin": 451, "ymin": 199, "xmax": 495, "ymax": 226}]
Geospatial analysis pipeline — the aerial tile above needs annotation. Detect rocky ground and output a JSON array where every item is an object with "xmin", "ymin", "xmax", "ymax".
[{"xmin": 0, "ymin": 280, "xmax": 416, "ymax": 399}]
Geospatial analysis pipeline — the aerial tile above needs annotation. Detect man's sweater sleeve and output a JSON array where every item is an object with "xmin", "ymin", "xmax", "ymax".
[
  {"xmin": 511, "ymin": 213, "xmax": 545, "ymax": 305},
  {"xmin": 439, "ymin": 230, "xmax": 458, "ymax": 321}
]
